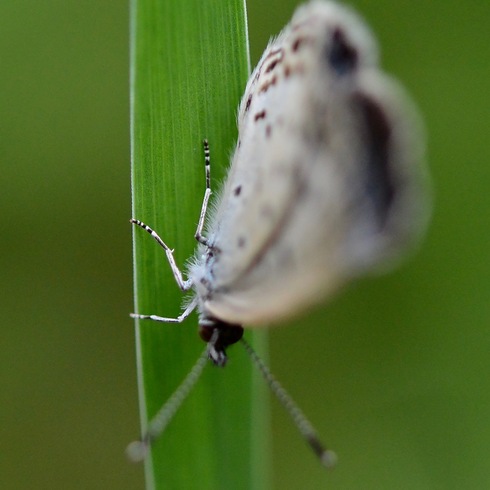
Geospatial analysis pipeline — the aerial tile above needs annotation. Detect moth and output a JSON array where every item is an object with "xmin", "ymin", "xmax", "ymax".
[{"xmin": 128, "ymin": 0, "xmax": 427, "ymax": 467}]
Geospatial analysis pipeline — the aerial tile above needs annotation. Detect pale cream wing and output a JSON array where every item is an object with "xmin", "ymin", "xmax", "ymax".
[{"xmin": 202, "ymin": 2, "xmax": 425, "ymax": 326}]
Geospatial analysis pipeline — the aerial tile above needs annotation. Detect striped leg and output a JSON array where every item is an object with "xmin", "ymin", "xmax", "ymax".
[
  {"xmin": 194, "ymin": 139, "xmax": 212, "ymax": 246},
  {"xmin": 130, "ymin": 297, "xmax": 197, "ymax": 324},
  {"xmin": 130, "ymin": 219, "xmax": 192, "ymax": 292}
]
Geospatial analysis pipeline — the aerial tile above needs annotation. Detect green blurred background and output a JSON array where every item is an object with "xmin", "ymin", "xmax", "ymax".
[{"xmin": 1, "ymin": 0, "xmax": 489, "ymax": 489}]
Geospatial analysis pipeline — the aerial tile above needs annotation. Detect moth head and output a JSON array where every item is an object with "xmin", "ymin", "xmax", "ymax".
[{"xmin": 199, "ymin": 319, "xmax": 244, "ymax": 367}]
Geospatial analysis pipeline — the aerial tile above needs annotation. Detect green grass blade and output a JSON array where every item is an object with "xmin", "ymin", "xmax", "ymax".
[{"xmin": 130, "ymin": 0, "xmax": 270, "ymax": 488}]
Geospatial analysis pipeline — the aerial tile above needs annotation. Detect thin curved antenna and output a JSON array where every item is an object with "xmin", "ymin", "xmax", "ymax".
[
  {"xmin": 126, "ymin": 342, "xmax": 211, "ymax": 462},
  {"xmin": 240, "ymin": 337, "xmax": 337, "ymax": 469}
]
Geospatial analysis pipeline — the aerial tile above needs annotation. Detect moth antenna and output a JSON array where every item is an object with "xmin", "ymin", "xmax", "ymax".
[
  {"xmin": 126, "ymin": 342, "xmax": 212, "ymax": 462},
  {"xmin": 240, "ymin": 337, "xmax": 337, "ymax": 469}
]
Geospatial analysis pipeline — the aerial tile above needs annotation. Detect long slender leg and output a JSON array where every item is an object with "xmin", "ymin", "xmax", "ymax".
[
  {"xmin": 130, "ymin": 297, "xmax": 198, "ymax": 324},
  {"xmin": 130, "ymin": 219, "xmax": 193, "ymax": 291},
  {"xmin": 194, "ymin": 139, "xmax": 212, "ymax": 246}
]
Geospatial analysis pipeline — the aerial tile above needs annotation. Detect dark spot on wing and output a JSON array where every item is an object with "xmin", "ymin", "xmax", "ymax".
[
  {"xmin": 234, "ymin": 185, "xmax": 242, "ymax": 196},
  {"xmin": 265, "ymin": 125, "xmax": 272, "ymax": 138},
  {"xmin": 292, "ymin": 37, "xmax": 306, "ymax": 52},
  {"xmin": 258, "ymin": 75, "xmax": 277, "ymax": 93},
  {"xmin": 266, "ymin": 47, "xmax": 283, "ymax": 57},
  {"xmin": 263, "ymin": 48, "xmax": 284, "ymax": 70},
  {"xmin": 327, "ymin": 28, "xmax": 358, "ymax": 76},
  {"xmin": 199, "ymin": 276, "xmax": 211, "ymax": 291},
  {"xmin": 354, "ymin": 92, "xmax": 396, "ymax": 230},
  {"xmin": 254, "ymin": 110, "xmax": 267, "ymax": 121},
  {"xmin": 237, "ymin": 236, "xmax": 246, "ymax": 248},
  {"xmin": 245, "ymin": 94, "xmax": 252, "ymax": 112},
  {"xmin": 265, "ymin": 59, "xmax": 280, "ymax": 73}
]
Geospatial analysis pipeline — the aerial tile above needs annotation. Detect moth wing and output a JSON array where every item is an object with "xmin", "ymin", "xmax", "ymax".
[
  {"xmin": 199, "ymin": 2, "xmax": 426, "ymax": 326},
  {"xmin": 202, "ymin": 32, "xmax": 307, "ymax": 288}
]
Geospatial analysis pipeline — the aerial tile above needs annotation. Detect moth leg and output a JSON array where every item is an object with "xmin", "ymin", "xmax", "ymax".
[
  {"xmin": 130, "ymin": 219, "xmax": 193, "ymax": 291},
  {"xmin": 130, "ymin": 297, "xmax": 197, "ymax": 323},
  {"xmin": 194, "ymin": 139, "xmax": 212, "ymax": 246}
]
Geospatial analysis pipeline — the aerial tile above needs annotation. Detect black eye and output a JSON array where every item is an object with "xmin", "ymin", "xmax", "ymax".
[{"xmin": 327, "ymin": 28, "xmax": 358, "ymax": 75}]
